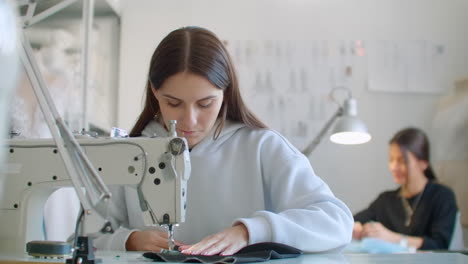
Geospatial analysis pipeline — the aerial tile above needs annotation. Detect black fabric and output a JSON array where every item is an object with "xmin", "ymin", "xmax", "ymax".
[
  {"xmin": 354, "ymin": 182, "xmax": 458, "ymax": 250},
  {"xmin": 142, "ymin": 242, "xmax": 302, "ymax": 263}
]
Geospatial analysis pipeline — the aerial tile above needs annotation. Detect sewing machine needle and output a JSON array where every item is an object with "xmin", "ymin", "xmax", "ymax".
[{"xmin": 168, "ymin": 224, "xmax": 175, "ymax": 251}]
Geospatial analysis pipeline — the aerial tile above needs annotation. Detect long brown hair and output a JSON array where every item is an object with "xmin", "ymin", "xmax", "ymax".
[
  {"xmin": 390, "ymin": 127, "xmax": 436, "ymax": 181},
  {"xmin": 130, "ymin": 26, "xmax": 266, "ymax": 137}
]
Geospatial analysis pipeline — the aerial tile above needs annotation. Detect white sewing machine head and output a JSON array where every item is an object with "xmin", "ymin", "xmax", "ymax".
[{"xmin": 0, "ymin": 134, "xmax": 191, "ymax": 253}]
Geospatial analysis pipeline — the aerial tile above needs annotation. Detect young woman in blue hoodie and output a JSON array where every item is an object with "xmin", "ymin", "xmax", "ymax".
[{"xmin": 95, "ymin": 26, "xmax": 353, "ymax": 255}]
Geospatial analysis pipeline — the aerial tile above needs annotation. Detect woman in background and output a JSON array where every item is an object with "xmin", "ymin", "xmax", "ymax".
[
  {"xmin": 353, "ymin": 127, "xmax": 458, "ymax": 250},
  {"xmin": 94, "ymin": 26, "xmax": 353, "ymax": 255}
]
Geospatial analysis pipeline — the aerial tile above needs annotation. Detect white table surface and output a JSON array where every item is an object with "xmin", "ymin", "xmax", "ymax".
[{"xmin": 1, "ymin": 250, "xmax": 468, "ymax": 264}]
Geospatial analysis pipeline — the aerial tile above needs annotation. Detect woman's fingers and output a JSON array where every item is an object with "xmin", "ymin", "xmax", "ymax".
[
  {"xmin": 200, "ymin": 240, "xmax": 230, "ymax": 256},
  {"xmin": 181, "ymin": 234, "xmax": 220, "ymax": 255},
  {"xmin": 180, "ymin": 225, "xmax": 248, "ymax": 256}
]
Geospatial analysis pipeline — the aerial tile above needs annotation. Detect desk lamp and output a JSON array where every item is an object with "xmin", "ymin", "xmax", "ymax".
[
  {"xmin": 18, "ymin": 1, "xmax": 110, "ymax": 263},
  {"xmin": 302, "ymin": 87, "xmax": 371, "ymax": 156}
]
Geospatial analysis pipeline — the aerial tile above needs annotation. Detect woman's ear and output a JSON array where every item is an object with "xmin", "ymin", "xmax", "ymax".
[
  {"xmin": 407, "ymin": 151, "xmax": 429, "ymax": 172},
  {"xmin": 151, "ymin": 85, "xmax": 159, "ymax": 100},
  {"xmin": 418, "ymin": 160, "xmax": 429, "ymax": 172}
]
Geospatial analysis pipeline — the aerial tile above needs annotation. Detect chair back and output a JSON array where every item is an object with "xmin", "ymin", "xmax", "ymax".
[{"xmin": 449, "ymin": 211, "xmax": 465, "ymax": 251}]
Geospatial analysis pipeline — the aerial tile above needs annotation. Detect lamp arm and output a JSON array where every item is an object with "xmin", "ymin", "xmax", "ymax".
[
  {"xmin": 18, "ymin": 30, "xmax": 111, "ymax": 214},
  {"xmin": 302, "ymin": 107, "xmax": 343, "ymax": 156}
]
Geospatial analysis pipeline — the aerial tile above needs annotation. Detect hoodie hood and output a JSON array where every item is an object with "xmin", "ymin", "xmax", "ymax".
[{"xmin": 141, "ymin": 119, "xmax": 246, "ymax": 154}]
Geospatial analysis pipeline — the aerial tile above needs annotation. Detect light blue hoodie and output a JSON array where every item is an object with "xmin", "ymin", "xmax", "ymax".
[{"xmin": 93, "ymin": 120, "xmax": 353, "ymax": 252}]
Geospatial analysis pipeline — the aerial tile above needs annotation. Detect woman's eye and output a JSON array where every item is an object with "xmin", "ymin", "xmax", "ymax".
[
  {"xmin": 199, "ymin": 103, "xmax": 211, "ymax": 108},
  {"xmin": 199, "ymin": 100, "xmax": 213, "ymax": 108},
  {"xmin": 167, "ymin": 101, "xmax": 181, "ymax": 107}
]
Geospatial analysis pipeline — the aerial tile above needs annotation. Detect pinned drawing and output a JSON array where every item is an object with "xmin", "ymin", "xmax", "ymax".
[{"xmin": 225, "ymin": 39, "xmax": 361, "ymax": 148}]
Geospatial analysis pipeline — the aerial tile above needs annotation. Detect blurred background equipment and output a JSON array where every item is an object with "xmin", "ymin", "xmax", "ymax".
[{"xmin": 0, "ymin": 0, "xmax": 20, "ymax": 165}]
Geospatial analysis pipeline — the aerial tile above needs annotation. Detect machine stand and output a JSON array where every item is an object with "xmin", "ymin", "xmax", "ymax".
[{"xmin": 66, "ymin": 236, "xmax": 101, "ymax": 264}]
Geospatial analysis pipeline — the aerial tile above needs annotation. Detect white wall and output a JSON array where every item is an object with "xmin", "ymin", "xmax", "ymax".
[{"xmin": 117, "ymin": 0, "xmax": 468, "ymax": 214}]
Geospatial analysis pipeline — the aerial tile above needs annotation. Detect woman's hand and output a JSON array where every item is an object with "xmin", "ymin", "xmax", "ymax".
[
  {"xmin": 362, "ymin": 222, "xmax": 400, "ymax": 243},
  {"xmin": 178, "ymin": 224, "xmax": 249, "ymax": 256},
  {"xmin": 125, "ymin": 229, "xmax": 185, "ymax": 251},
  {"xmin": 352, "ymin": 222, "xmax": 364, "ymax": 240}
]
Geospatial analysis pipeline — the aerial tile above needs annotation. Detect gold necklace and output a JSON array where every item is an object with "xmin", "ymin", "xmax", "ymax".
[{"xmin": 400, "ymin": 188, "xmax": 425, "ymax": 227}]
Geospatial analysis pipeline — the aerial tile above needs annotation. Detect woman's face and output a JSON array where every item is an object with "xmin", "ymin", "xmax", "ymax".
[
  {"xmin": 388, "ymin": 143, "xmax": 408, "ymax": 185},
  {"xmin": 153, "ymin": 72, "xmax": 224, "ymax": 148},
  {"xmin": 388, "ymin": 143, "xmax": 428, "ymax": 185}
]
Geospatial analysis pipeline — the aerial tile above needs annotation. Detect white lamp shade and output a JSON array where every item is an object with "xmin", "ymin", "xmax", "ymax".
[
  {"xmin": 329, "ymin": 116, "xmax": 371, "ymax": 145},
  {"xmin": 301, "ymin": 93, "xmax": 371, "ymax": 155}
]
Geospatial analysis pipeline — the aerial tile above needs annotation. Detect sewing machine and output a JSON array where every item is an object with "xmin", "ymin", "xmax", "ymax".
[
  {"xmin": 0, "ymin": 0, "xmax": 192, "ymax": 258},
  {"xmin": 0, "ymin": 133, "xmax": 191, "ymax": 254}
]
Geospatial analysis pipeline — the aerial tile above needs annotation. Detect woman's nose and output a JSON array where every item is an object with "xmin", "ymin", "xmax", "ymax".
[{"xmin": 180, "ymin": 107, "xmax": 197, "ymax": 127}]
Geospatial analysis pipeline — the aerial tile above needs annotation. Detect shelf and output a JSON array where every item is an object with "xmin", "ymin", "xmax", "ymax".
[
  {"xmin": 15, "ymin": 0, "xmax": 121, "ymax": 134},
  {"xmin": 19, "ymin": 0, "xmax": 120, "ymax": 22}
]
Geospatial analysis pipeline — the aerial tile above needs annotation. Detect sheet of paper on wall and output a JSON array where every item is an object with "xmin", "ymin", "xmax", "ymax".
[
  {"xmin": 406, "ymin": 41, "xmax": 450, "ymax": 94},
  {"xmin": 367, "ymin": 40, "xmax": 406, "ymax": 93},
  {"xmin": 367, "ymin": 40, "xmax": 450, "ymax": 94}
]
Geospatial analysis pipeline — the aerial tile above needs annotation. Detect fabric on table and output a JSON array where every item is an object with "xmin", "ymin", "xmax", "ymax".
[{"xmin": 142, "ymin": 242, "xmax": 302, "ymax": 263}]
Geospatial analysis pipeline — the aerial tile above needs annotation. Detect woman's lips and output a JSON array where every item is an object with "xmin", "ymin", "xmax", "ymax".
[{"xmin": 179, "ymin": 130, "xmax": 195, "ymax": 136}]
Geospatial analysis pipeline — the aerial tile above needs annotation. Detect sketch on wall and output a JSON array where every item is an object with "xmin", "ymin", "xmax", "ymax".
[{"xmin": 225, "ymin": 39, "xmax": 365, "ymax": 148}]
